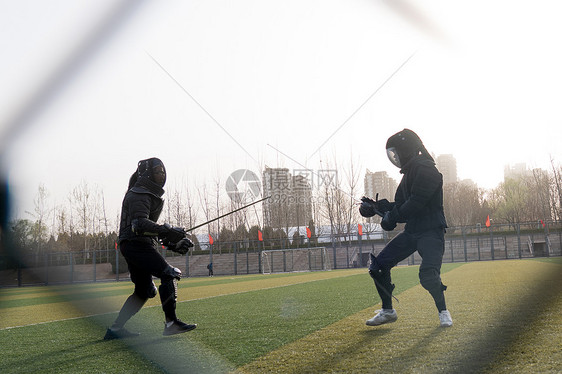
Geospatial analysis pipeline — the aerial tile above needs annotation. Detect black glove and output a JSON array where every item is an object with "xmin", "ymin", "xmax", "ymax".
[
  {"xmin": 359, "ymin": 194, "xmax": 392, "ymax": 218},
  {"xmin": 160, "ymin": 223, "xmax": 187, "ymax": 244},
  {"xmin": 359, "ymin": 197, "xmax": 377, "ymax": 217},
  {"xmin": 381, "ymin": 207, "xmax": 400, "ymax": 231},
  {"xmin": 168, "ymin": 238, "xmax": 194, "ymax": 255}
]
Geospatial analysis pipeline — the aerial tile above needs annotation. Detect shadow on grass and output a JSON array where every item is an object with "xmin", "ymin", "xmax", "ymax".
[
  {"xmin": 448, "ymin": 263, "xmax": 562, "ymax": 373},
  {"xmin": 375, "ymin": 327, "xmax": 447, "ymax": 372},
  {"xmin": 120, "ymin": 333, "xmax": 236, "ymax": 374},
  {"xmin": 294, "ymin": 328, "xmax": 393, "ymax": 373},
  {"xmin": 5, "ymin": 339, "xmax": 113, "ymax": 373}
]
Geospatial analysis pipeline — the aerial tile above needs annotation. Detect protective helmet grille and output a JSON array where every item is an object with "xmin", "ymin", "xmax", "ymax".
[{"xmin": 137, "ymin": 158, "xmax": 166, "ymax": 186}]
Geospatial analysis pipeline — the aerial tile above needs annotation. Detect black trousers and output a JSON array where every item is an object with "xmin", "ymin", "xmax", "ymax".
[
  {"xmin": 120, "ymin": 240, "xmax": 169, "ymax": 294},
  {"xmin": 113, "ymin": 240, "xmax": 178, "ymax": 327},
  {"xmin": 369, "ymin": 228, "xmax": 447, "ymax": 311}
]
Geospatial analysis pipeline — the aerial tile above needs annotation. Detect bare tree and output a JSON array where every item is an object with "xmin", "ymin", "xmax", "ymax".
[
  {"xmin": 26, "ymin": 184, "xmax": 50, "ymax": 255},
  {"xmin": 318, "ymin": 153, "xmax": 360, "ymax": 243},
  {"xmin": 342, "ymin": 153, "xmax": 361, "ymax": 240},
  {"xmin": 319, "ymin": 158, "xmax": 343, "ymax": 244},
  {"xmin": 184, "ymin": 179, "xmax": 198, "ymax": 230},
  {"xmin": 443, "ymin": 181, "xmax": 484, "ymax": 226},
  {"xmin": 197, "ymin": 183, "xmax": 213, "ymax": 240},
  {"xmin": 100, "ymin": 191, "xmax": 110, "ymax": 250},
  {"xmin": 166, "ymin": 180, "xmax": 199, "ymax": 231},
  {"xmin": 550, "ymin": 157, "xmax": 562, "ymax": 222},
  {"xmin": 529, "ymin": 168, "xmax": 552, "ymax": 221},
  {"xmin": 491, "ymin": 177, "xmax": 530, "ymax": 225},
  {"xmin": 72, "ymin": 180, "xmax": 91, "ymax": 252}
]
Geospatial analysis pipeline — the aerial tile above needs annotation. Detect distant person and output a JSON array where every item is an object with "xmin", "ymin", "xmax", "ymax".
[
  {"xmin": 104, "ymin": 158, "xmax": 196, "ymax": 340},
  {"xmin": 359, "ymin": 129, "xmax": 452, "ymax": 327},
  {"xmin": 207, "ymin": 262, "xmax": 213, "ymax": 277}
]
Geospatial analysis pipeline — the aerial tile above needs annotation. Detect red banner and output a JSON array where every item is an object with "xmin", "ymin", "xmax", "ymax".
[
  {"xmin": 209, "ymin": 234, "xmax": 214, "ymax": 245},
  {"xmin": 258, "ymin": 230, "xmax": 263, "ymax": 241},
  {"xmin": 358, "ymin": 224, "xmax": 363, "ymax": 236},
  {"xmin": 306, "ymin": 227, "xmax": 311, "ymax": 239},
  {"xmin": 485, "ymin": 215, "xmax": 491, "ymax": 228}
]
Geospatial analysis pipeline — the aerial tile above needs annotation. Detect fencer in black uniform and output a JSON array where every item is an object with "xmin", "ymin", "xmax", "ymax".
[
  {"xmin": 104, "ymin": 158, "xmax": 196, "ymax": 339},
  {"xmin": 359, "ymin": 129, "xmax": 453, "ymax": 327}
]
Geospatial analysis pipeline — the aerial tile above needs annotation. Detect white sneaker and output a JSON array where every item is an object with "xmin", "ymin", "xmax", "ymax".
[
  {"xmin": 439, "ymin": 310, "xmax": 453, "ymax": 327},
  {"xmin": 366, "ymin": 309, "xmax": 398, "ymax": 326}
]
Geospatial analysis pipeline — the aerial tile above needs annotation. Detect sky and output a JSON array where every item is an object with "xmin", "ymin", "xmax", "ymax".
[{"xmin": 1, "ymin": 0, "xmax": 561, "ymax": 223}]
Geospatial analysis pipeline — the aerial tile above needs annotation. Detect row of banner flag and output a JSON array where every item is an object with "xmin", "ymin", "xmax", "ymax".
[
  {"xmin": 115, "ymin": 217, "xmax": 547, "ymax": 249},
  {"xmin": 484, "ymin": 215, "xmax": 546, "ymax": 228}
]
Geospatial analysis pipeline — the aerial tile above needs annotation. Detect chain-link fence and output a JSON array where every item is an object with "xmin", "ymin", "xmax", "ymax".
[{"xmin": 1, "ymin": 221, "xmax": 560, "ymax": 287}]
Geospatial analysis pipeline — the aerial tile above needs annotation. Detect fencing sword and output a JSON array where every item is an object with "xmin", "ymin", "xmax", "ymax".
[{"xmin": 185, "ymin": 196, "xmax": 270, "ymax": 232}]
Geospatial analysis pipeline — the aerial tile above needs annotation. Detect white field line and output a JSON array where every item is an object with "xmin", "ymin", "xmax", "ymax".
[{"xmin": 0, "ymin": 271, "xmax": 362, "ymax": 331}]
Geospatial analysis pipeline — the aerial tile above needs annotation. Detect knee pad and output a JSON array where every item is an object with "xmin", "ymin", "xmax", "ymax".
[
  {"xmin": 419, "ymin": 268, "xmax": 442, "ymax": 292},
  {"xmin": 368, "ymin": 254, "xmax": 394, "ymax": 292},
  {"xmin": 159, "ymin": 279, "xmax": 176, "ymax": 297},
  {"xmin": 162, "ymin": 265, "xmax": 182, "ymax": 281},
  {"xmin": 159, "ymin": 265, "xmax": 181, "ymax": 305},
  {"xmin": 368, "ymin": 254, "xmax": 389, "ymax": 280}
]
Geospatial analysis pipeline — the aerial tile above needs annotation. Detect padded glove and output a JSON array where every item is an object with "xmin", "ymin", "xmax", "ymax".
[
  {"xmin": 168, "ymin": 238, "xmax": 194, "ymax": 255},
  {"xmin": 381, "ymin": 208, "xmax": 400, "ymax": 231},
  {"xmin": 359, "ymin": 195, "xmax": 393, "ymax": 218},
  {"xmin": 359, "ymin": 197, "xmax": 377, "ymax": 217},
  {"xmin": 160, "ymin": 223, "xmax": 187, "ymax": 244}
]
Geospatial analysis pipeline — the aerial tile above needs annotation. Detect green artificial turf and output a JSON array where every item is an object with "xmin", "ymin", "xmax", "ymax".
[{"xmin": 1, "ymin": 260, "xmax": 560, "ymax": 374}]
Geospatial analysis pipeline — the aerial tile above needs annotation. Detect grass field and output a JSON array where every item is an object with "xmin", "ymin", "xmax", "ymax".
[{"xmin": 1, "ymin": 258, "xmax": 561, "ymax": 373}]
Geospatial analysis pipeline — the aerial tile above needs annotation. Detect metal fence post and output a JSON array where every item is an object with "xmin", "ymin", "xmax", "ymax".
[
  {"xmin": 208, "ymin": 244, "xmax": 213, "ymax": 276},
  {"xmin": 44, "ymin": 252, "xmax": 49, "ymax": 286},
  {"xmin": 359, "ymin": 234, "xmax": 363, "ymax": 267},
  {"xmin": 462, "ymin": 227, "xmax": 468, "ymax": 262},
  {"xmin": 93, "ymin": 249, "xmax": 97, "ymax": 282},
  {"xmin": 70, "ymin": 252, "xmax": 74, "ymax": 283},
  {"xmin": 332, "ymin": 239, "xmax": 337, "ymax": 269},
  {"xmin": 477, "ymin": 224, "xmax": 481, "ymax": 260},
  {"xmin": 517, "ymin": 223, "xmax": 522, "ymax": 259},
  {"xmin": 185, "ymin": 252, "xmax": 190, "ymax": 277},
  {"xmin": 544, "ymin": 222, "xmax": 550, "ymax": 257},
  {"xmin": 234, "ymin": 242, "xmax": 238, "ymax": 275},
  {"xmin": 490, "ymin": 227, "xmax": 495, "ymax": 260}
]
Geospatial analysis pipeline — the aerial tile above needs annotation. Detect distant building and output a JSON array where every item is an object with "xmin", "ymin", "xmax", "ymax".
[
  {"xmin": 436, "ymin": 154, "xmax": 458, "ymax": 185},
  {"xmin": 292, "ymin": 173, "xmax": 313, "ymax": 228},
  {"xmin": 364, "ymin": 170, "xmax": 397, "ymax": 200},
  {"xmin": 262, "ymin": 167, "xmax": 312, "ymax": 228},
  {"xmin": 504, "ymin": 163, "xmax": 529, "ymax": 180}
]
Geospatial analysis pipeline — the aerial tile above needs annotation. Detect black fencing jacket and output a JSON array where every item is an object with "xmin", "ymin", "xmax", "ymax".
[
  {"xmin": 392, "ymin": 155, "xmax": 448, "ymax": 233},
  {"xmin": 118, "ymin": 177, "xmax": 165, "ymax": 245}
]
